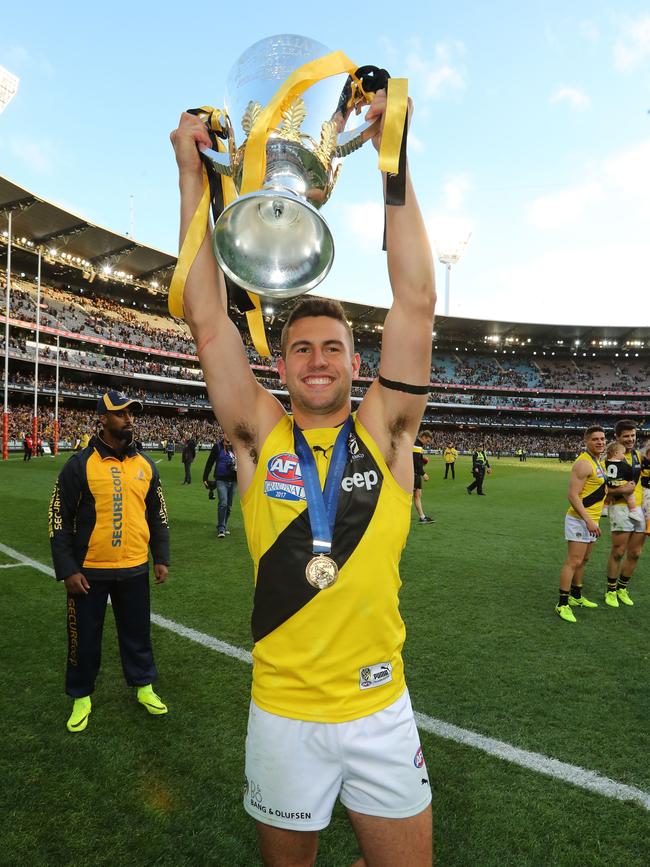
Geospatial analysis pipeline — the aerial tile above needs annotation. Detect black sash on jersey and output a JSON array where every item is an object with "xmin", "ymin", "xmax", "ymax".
[
  {"xmin": 582, "ymin": 482, "xmax": 606, "ymax": 508},
  {"xmin": 251, "ymin": 426, "xmax": 383, "ymax": 643},
  {"xmin": 582, "ymin": 453, "xmax": 606, "ymax": 507}
]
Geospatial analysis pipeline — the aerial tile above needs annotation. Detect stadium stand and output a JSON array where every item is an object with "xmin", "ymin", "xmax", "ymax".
[{"xmin": 1, "ymin": 174, "xmax": 649, "ymax": 458}]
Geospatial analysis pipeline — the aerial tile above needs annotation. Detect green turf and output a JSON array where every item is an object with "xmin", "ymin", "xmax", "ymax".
[{"xmin": 1, "ymin": 453, "xmax": 649, "ymax": 866}]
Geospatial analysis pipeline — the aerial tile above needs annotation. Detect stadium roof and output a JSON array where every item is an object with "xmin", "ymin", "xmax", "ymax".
[
  {"xmin": 0, "ymin": 175, "xmax": 176, "ymax": 282},
  {"xmin": 262, "ymin": 296, "xmax": 650, "ymax": 349},
  {"xmin": 1, "ymin": 173, "xmax": 649, "ymax": 349}
]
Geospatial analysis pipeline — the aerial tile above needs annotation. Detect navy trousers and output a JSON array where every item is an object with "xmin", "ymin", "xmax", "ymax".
[
  {"xmin": 467, "ymin": 468, "xmax": 486, "ymax": 494},
  {"xmin": 66, "ymin": 570, "xmax": 157, "ymax": 697}
]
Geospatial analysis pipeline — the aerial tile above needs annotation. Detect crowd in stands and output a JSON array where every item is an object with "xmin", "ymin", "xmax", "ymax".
[
  {"xmin": 6, "ymin": 278, "xmax": 650, "ymax": 394},
  {"xmin": 7, "ymin": 403, "xmax": 220, "ymax": 448},
  {"xmin": 6, "ymin": 401, "xmax": 581, "ymax": 456},
  {"xmin": 429, "ymin": 392, "xmax": 649, "ymax": 413},
  {"xmin": 423, "ymin": 430, "xmax": 585, "ymax": 457},
  {"xmin": 9, "ymin": 281, "xmax": 196, "ymax": 355},
  {"xmin": 422, "ymin": 410, "xmax": 648, "ymax": 432},
  {"xmin": 6, "ymin": 368, "xmax": 650, "ymax": 419},
  {"xmin": 9, "ymin": 401, "xmax": 617, "ymax": 457},
  {"xmin": 3, "ymin": 278, "xmax": 649, "ymax": 459},
  {"xmin": 6, "ymin": 326, "xmax": 650, "ymax": 408}
]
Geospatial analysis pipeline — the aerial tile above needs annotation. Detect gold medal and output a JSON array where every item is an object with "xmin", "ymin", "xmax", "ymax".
[{"xmin": 305, "ymin": 554, "xmax": 339, "ymax": 589}]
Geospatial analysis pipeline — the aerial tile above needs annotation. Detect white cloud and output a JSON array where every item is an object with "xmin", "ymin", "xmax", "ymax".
[
  {"xmin": 338, "ymin": 199, "xmax": 474, "ymax": 263},
  {"xmin": 528, "ymin": 181, "xmax": 603, "ymax": 230},
  {"xmin": 9, "ymin": 136, "xmax": 53, "ymax": 173},
  {"xmin": 579, "ymin": 20, "xmax": 600, "ymax": 43},
  {"xmin": 426, "ymin": 212, "xmax": 474, "ymax": 256},
  {"xmin": 614, "ymin": 14, "xmax": 650, "ymax": 70},
  {"xmin": 406, "ymin": 41, "xmax": 467, "ymax": 101},
  {"xmin": 527, "ymin": 137, "xmax": 650, "ymax": 231},
  {"xmin": 494, "ymin": 244, "xmax": 650, "ymax": 326},
  {"xmin": 603, "ymin": 138, "xmax": 650, "ymax": 202},
  {"xmin": 378, "ymin": 35, "xmax": 398, "ymax": 64},
  {"xmin": 549, "ymin": 86, "xmax": 591, "ymax": 110},
  {"xmin": 6, "ymin": 45, "xmax": 31, "ymax": 65},
  {"xmin": 339, "ymin": 201, "xmax": 385, "ymax": 253},
  {"xmin": 6, "ymin": 44, "xmax": 54, "ymax": 77},
  {"xmin": 443, "ymin": 173, "xmax": 472, "ymax": 211},
  {"xmin": 408, "ymin": 131, "xmax": 425, "ymax": 153}
]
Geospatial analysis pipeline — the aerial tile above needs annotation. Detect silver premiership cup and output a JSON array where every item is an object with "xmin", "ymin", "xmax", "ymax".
[{"xmin": 199, "ymin": 34, "xmax": 378, "ymax": 300}]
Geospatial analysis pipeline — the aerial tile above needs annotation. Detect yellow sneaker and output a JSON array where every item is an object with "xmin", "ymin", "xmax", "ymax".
[
  {"xmin": 67, "ymin": 696, "xmax": 91, "ymax": 732},
  {"xmin": 137, "ymin": 684, "xmax": 168, "ymax": 715},
  {"xmin": 569, "ymin": 594, "xmax": 598, "ymax": 608},
  {"xmin": 616, "ymin": 588, "xmax": 634, "ymax": 606},
  {"xmin": 555, "ymin": 604, "xmax": 577, "ymax": 623},
  {"xmin": 604, "ymin": 591, "xmax": 619, "ymax": 608}
]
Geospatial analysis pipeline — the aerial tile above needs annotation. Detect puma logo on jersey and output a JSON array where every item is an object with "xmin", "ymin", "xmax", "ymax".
[
  {"xmin": 359, "ymin": 661, "xmax": 393, "ymax": 690},
  {"xmin": 341, "ymin": 470, "xmax": 378, "ymax": 492}
]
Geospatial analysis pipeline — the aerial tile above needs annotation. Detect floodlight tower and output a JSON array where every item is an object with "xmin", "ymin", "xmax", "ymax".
[
  {"xmin": 437, "ymin": 233, "xmax": 471, "ymax": 317},
  {"xmin": 0, "ymin": 66, "xmax": 20, "ymax": 114}
]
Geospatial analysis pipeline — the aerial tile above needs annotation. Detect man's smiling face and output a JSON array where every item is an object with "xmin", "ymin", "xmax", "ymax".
[{"xmin": 277, "ymin": 316, "xmax": 360, "ymax": 420}]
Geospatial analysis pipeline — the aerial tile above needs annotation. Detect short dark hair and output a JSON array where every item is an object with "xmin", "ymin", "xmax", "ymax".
[
  {"xmin": 614, "ymin": 419, "xmax": 637, "ymax": 437},
  {"xmin": 420, "ymin": 430, "xmax": 433, "ymax": 440},
  {"xmin": 584, "ymin": 425, "xmax": 605, "ymax": 438},
  {"xmin": 280, "ymin": 297, "xmax": 354, "ymax": 358}
]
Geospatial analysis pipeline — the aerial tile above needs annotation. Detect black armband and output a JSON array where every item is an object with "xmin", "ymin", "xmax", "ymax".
[{"xmin": 378, "ymin": 374, "xmax": 430, "ymax": 395}]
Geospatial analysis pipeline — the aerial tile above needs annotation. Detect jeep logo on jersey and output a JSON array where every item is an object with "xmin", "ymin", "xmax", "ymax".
[
  {"xmin": 341, "ymin": 470, "xmax": 378, "ymax": 492},
  {"xmin": 264, "ymin": 453, "xmax": 305, "ymax": 501}
]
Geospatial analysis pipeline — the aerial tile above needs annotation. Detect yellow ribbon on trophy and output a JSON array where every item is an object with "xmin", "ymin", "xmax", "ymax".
[
  {"xmin": 240, "ymin": 51, "xmax": 357, "ymax": 195},
  {"xmin": 378, "ymin": 77, "xmax": 409, "ymax": 176},
  {"xmin": 167, "ymin": 108, "xmax": 272, "ymax": 357},
  {"xmin": 169, "ymin": 58, "xmax": 408, "ymax": 359}
]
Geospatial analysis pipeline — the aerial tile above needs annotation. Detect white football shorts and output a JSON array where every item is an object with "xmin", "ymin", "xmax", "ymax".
[
  {"xmin": 564, "ymin": 515, "xmax": 599, "ymax": 543},
  {"xmin": 243, "ymin": 688, "xmax": 432, "ymax": 831},
  {"xmin": 608, "ymin": 503, "xmax": 644, "ymax": 534}
]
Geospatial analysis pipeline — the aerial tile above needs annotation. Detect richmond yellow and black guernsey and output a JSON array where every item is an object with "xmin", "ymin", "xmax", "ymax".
[
  {"xmin": 49, "ymin": 435, "xmax": 169, "ymax": 581},
  {"xmin": 567, "ymin": 451, "xmax": 607, "ymax": 521},
  {"xmin": 241, "ymin": 415, "xmax": 411, "ymax": 723}
]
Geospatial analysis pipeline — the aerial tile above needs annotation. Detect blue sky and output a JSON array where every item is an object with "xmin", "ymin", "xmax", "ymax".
[{"xmin": 1, "ymin": 1, "xmax": 649, "ymax": 327}]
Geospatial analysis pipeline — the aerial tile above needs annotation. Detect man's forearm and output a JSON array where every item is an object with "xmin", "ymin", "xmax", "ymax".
[
  {"xmin": 384, "ymin": 170, "xmax": 435, "ymax": 308},
  {"xmin": 568, "ymin": 494, "xmax": 591, "ymax": 522}
]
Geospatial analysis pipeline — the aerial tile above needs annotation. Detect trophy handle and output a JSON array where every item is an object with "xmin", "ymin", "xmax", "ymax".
[
  {"xmin": 198, "ymin": 145, "xmax": 233, "ymax": 176},
  {"xmin": 335, "ymin": 118, "xmax": 381, "ymax": 158}
]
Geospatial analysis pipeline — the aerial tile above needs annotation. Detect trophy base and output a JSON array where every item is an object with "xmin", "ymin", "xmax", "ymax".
[{"xmin": 213, "ymin": 189, "xmax": 334, "ymax": 299}]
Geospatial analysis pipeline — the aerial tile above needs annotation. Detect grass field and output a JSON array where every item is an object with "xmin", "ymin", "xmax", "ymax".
[{"xmin": 1, "ymin": 452, "xmax": 649, "ymax": 867}]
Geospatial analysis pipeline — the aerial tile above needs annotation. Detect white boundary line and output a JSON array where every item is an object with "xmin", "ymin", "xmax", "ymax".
[{"xmin": 1, "ymin": 540, "xmax": 648, "ymax": 812}]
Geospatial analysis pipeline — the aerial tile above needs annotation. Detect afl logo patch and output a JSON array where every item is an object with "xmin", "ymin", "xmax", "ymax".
[
  {"xmin": 414, "ymin": 747, "xmax": 425, "ymax": 769},
  {"xmin": 264, "ymin": 453, "xmax": 305, "ymax": 501}
]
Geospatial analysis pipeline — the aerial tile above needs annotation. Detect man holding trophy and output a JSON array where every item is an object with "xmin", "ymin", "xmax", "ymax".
[{"xmin": 170, "ymin": 35, "xmax": 435, "ymax": 867}]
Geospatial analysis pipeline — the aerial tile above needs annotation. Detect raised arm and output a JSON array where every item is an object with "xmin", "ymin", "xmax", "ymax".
[
  {"xmin": 356, "ymin": 92, "xmax": 436, "ymax": 485},
  {"xmin": 170, "ymin": 114, "xmax": 284, "ymax": 485}
]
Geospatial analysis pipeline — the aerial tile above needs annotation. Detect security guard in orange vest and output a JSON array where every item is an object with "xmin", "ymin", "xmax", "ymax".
[{"xmin": 49, "ymin": 391, "xmax": 170, "ymax": 732}]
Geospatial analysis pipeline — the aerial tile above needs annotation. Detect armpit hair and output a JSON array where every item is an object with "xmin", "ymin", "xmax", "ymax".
[
  {"xmin": 387, "ymin": 414, "xmax": 410, "ymax": 466},
  {"xmin": 233, "ymin": 421, "xmax": 258, "ymax": 465}
]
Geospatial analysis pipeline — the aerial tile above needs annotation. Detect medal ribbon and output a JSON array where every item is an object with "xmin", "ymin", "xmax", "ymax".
[{"xmin": 294, "ymin": 417, "xmax": 353, "ymax": 555}]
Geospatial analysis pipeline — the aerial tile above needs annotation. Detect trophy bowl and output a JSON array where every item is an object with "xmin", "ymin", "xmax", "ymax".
[{"xmin": 205, "ymin": 34, "xmax": 367, "ymax": 299}]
